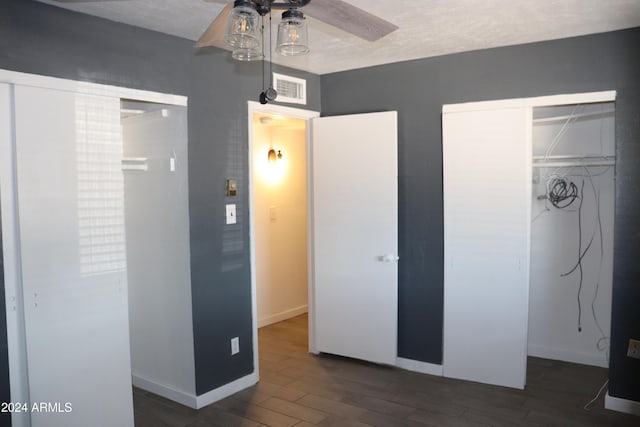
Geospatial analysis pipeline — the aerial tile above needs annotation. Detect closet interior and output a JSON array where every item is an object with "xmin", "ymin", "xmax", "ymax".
[{"xmin": 529, "ymin": 102, "xmax": 615, "ymax": 368}]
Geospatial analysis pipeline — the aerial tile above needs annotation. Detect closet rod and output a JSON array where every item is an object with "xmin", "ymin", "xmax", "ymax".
[
  {"xmin": 532, "ymin": 159, "xmax": 615, "ymax": 168},
  {"xmin": 121, "ymin": 157, "xmax": 148, "ymax": 172},
  {"xmin": 532, "ymin": 154, "xmax": 615, "ymax": 161}
]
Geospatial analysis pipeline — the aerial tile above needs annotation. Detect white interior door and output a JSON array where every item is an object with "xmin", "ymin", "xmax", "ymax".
[
  {"xmin": 312, "ymin": 111, "xmax": 398, "ymax": 365},
  {"xmin": 442, "ymin": 107, "xmax": 532, "ymax": 389},
  {"xmin": 13, "ymin": 85, "xmax": 134, "ymax": 426}
]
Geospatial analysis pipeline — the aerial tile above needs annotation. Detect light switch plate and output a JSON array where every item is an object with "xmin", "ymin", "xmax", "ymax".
[
  {"xmin": 226, "ymin": 204, "xmax": 236, "ymax": 224},
  {"xmin": 628, "ymin": 339, "xmax": 640, "ymax": 359},
  {"xmin": 231, "ymin": 337, "xmax": 239, "ymax": 355}
]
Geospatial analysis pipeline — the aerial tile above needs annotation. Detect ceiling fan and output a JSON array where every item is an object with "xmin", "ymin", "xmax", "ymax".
[
  {"xmin": 49, "ymin": 0, "xmax": 397, "ymax": 49},
  {"xmin": 195, "ymin": 0, "xmax": 398, "ymax": 50}
]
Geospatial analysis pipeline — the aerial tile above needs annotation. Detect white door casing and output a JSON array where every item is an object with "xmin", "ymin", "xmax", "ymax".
[
  {"xmin": 312, "ymin": 111, "xmax": 398, "ymax": 365},
  {"xmin": 247, "ymin": 101, "xmax": 320, "ymax": 380}
]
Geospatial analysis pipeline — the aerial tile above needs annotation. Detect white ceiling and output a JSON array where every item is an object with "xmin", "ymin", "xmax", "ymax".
[{"xmin": 36, "ymin": 0, "xmax": 640, "ymax": 75}]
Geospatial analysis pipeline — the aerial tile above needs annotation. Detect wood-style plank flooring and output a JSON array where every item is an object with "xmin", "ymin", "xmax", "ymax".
[{"xmin": 133, "ymin": 314, "xmax": 638, "ymax": 426}]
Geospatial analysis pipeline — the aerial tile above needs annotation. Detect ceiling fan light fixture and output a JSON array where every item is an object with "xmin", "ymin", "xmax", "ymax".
[
  {"xmin": 225, "ymin": 0, "xmax": 261, "ymax": 50},
  {"xmin": 276, "ymin": 8, "xmax": 310, "ymax": 56},
  {"xmin": 231, "ymin": 46, "xmax": 264, "ymax": 61}
]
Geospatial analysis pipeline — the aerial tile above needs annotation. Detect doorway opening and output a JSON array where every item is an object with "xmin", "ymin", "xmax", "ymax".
[
  {"xmin": 251, "ymin": 112, "xmax": 308, "ymax": 328},
  {"xmin": 120, "ymin": 100, "xmax": 195, "ymax": 404},
  {"xmin": 247, "ymin": 101, "xmax": 319, "ymax": 375},
  {"xmin": 248, "ymin": 105, "xmax": 400, "ymax": 375},
  {"xmin": 529, "ymin": 101, "xmax": 615, "ymax": 369}
]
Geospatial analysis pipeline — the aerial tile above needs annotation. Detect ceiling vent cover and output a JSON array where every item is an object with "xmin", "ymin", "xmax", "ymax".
[{"xmin": 273, "ymin": 72, "xmax": 307, "ymax": 105}]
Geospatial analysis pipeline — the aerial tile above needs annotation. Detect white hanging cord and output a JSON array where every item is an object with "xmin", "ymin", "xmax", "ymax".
[
  {"xmin": 543, "ymin": 104, "xmax": 582, "ymax": 160},
  {"xmin": 584, "ymin": 379, "xmax": 609, "ymax": 411}
]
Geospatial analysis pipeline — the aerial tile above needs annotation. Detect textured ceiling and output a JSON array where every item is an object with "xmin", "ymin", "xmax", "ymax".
[{"xmin": 36, "ymin": 0, "xmax": 640, "ymax": 75}]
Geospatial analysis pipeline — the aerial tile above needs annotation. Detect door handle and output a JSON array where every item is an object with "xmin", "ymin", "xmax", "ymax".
[{"xmin": 378, "ymin": 254, "xmax": 399, "ymax": 263}]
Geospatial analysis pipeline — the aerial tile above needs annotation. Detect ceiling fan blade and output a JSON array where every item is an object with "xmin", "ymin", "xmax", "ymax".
[
  {"xmin": 50, "ymin": 0, "xmax": 130, "ymax": 3},
  {"xmin": 303, "ymin": 0, "xmax": 398, "ymax": 42},
  {"xmin": 194, "ymin": 2, "xmax": 233, "ymax": 49}
]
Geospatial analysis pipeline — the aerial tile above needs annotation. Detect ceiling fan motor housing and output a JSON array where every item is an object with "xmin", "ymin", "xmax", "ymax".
[
  {"xmin": 234, "ymin": 0, "xmax": 253, "ymax": 8},
  {"xmin": 288, "ymin": 0, "xmax": 312, "ymax": 7},
  {"xmin": 249, "ymin": 0, "xmax": 312, "ymax": 16}
]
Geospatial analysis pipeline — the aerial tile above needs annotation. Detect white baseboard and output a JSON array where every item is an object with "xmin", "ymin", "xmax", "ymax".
[
  {"xmin": 605, "ymin": 392, "xmax": 640, "ymax": 416},
  {"xmin": 195, "ymin": 372, "xmax": 259, "ymax": 409},
  {"xmin": 527, "ymin": 344, "xmax": 608, "ymax": 368},
  {"xmin": 132, "ymin": 374, "xmax": 197, "ymax": 408},
  {"xmin": 396, "ymin": 357, "xmax": 443, "ymax": 376},
  {"xmin": 258, "ymin": 305, "xmax": 308, "ymax": 328}
]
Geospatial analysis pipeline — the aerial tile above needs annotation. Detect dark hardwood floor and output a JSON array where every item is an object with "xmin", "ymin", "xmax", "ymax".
[{"xmin": 134, "ymin": 314, "xmax": 637, "ymax": 426}]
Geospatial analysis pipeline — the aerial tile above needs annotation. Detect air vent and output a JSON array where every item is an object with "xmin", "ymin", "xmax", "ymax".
[{"xmin": 273, "ymin": 72, "xmax": 307, "ymax": 105}]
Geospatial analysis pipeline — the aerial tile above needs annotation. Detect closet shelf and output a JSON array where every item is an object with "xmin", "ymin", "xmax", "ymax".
[
  {"xmin": 533, "ymin": 109, "xmax": 615, "ymax": 124},
  {"xmin": 532, "ymin": 155, "xmax": 615, "ymax": 168}
]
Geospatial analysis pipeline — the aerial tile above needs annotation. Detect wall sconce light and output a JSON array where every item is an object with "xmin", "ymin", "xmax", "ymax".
[{"xmin": 268, "ymin": 148, "xmax": 283, "ymax": 164}]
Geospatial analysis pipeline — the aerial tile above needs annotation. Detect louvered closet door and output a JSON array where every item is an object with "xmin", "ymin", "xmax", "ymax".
[{"xmin": 442, "ymin": 107, "xmax": 532, "ymax": 389}]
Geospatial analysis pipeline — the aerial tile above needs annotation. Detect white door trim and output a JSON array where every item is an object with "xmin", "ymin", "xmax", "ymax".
[
  {"xmin": 442, "ymin": 91, "xmax": 616, "ymax": 113},
  {"xmin": 605, "ymin": 392, "xmax": 640, "ymax": 416},
  {"xmin": 246, "ymin": 101, "xmax": 320, "ymax": 379},
  {"xmin": 0, "ymin": 69, "xmax": 187, "ymax": 106},
  {"xmin": 0, "ymin": 83, "xmax": 31, "ymax": 427}
]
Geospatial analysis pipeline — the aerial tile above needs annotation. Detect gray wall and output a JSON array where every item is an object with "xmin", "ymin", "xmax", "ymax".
[
  {"xmin": 321, "ymin": 28, "xmax": 640, "ymax": 402},
  {"xmin": 187, "ymin": 44, "xmax": 320, "ymax": 396},
  {"xmin": 0, "ymin": 0, "xmax": 320, "ymax": 397}
]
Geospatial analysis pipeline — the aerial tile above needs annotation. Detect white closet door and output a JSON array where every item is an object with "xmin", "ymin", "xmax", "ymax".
[
  {"xmin": 442, "ymin": 107, "xmax": 532, "ymax": 389},
  {"xmin": 14, "ymin": 85, "xmax": 133, "ymax": 426}
]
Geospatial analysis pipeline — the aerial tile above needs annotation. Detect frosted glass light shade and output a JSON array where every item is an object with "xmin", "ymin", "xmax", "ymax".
[
  {"xmin": 276, "ymin": 9, "xmax": 309, "ymax": 56},
  {"xmin": 225, "ymin": 3, "xmax": 261, "ymax": 50}
]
